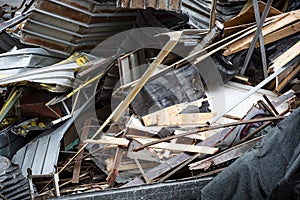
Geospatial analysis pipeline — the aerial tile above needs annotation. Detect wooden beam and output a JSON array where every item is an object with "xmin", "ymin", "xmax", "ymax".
[
  {"xmin": 84, "ymin": 136, "xmax": 130, "ymax": 147},
  {"xmin": 209, "ymin": 0, "xmax": 217, "ymax": 30},
  {"xmin": 134, "ymin": 138, "xmax": 218, "ymax": 154},
  {"xmin": 133, "ymin": 116, "xmax": 285, "ymax": 152},
  {"xmin": 189, "ymin": 136, "xmax": 263, "ymax": 170},
  {"xmin": 72, "ymin": 119, "xmax": 91, "ymax": 183},
  {"xmin": 142, "ymin": 98, "xmax": 211, "ymax": 126},
  {"xmin": 268, "ymin": 40, "xmax": 300, "ymax": 73},
  {"xmin": 223, "ymin": 10, "xmax": 299, "ymax": 56},
  {"xmin": 274, "ymin": 64, "xmax": 300, "ymax": 93},
  {"xmin": 258, "ymin": 21, "xmax": 300, "ymax": 47},
  {"xmin": 156, "ymin": 113, "xmax": 217, "ymax": 126}
]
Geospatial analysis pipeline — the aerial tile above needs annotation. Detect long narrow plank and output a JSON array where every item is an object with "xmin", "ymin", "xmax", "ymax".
[
  {"xmin": 156, "ymin": 113, "xmax": 216, "ymax": 126},
  {"xmin": 258, "ymin": 21, "xmax": 300, "ymax": 47},
  {"xmin": 84, "ymin": 136, "xmax": 130, "ymax": 147},
  {"xmin": 142, "ymin": 98, "xmax": 210, "ymax": 126},
  {"xmin": 268, "ymin": 40, "xmax": 300, "ymax": 73},
  {"xmin": 72, "ymin": 119, "xmax": 91, "ymax": 183},
  {"xmin": 274, "ymin": 64, "xmax": 300, "ymax": 93},
  {"xmin": 123, "ymin": 128, "xmax": 230, "ymax": 187},
  {"xmin": 223, "ymin": 11, "xmax": 298, "ymax": 56},
  {"xmin": 135, "ymin": 138, "xmax": 218, "ymax": 154}
]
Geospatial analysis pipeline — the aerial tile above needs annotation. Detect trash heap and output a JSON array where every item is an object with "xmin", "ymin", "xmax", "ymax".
[{"xmin": 0, "ymin": 0, "xmax": 300, "ymax": 199}]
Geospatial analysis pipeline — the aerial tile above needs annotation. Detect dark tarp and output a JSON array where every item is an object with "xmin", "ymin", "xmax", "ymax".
[{"xmin": 201, "ymin": 107, "xmax": 300, "ymax": 200}]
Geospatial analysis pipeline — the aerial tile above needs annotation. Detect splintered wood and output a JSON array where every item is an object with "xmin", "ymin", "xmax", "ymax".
[
  {"xmin": 142, "ymin": 98, "xmax": 216, "ymax": 126},
  {"xmin": 223, "ymin": 10, "xmax": 300, "ymax": 56}
]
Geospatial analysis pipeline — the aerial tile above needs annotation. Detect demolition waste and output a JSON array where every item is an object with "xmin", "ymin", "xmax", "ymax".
[{"xmin": 0, "ymin": 0, "xmax": 300, "ymax": 199}]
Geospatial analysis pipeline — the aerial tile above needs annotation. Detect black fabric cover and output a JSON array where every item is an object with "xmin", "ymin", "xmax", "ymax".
[{"xmin": 201, "ymin": 107, "xmax": 300, "ymax": 200}]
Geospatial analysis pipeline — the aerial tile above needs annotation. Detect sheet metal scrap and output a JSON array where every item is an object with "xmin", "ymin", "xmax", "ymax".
[
  {"xmin": 20, "ymin": 0, "xmax": 186, "ymax": 54},
  {"xmin": 0, "ymin": 47, "xmax": 64, "ymax": 78},
  {"xmin": 117, "ymin": 0, "xmax": 247, "ymax": 29},
  {"xmin": 0, "ymin": 155, "xmax": 30, "ymax": 200},
  {"xmin": 12, "ymin": 117, "xmax": 75, "ymax": 177}
]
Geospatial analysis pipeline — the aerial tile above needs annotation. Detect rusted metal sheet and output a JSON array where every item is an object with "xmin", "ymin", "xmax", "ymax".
[{"xmin": 21, "ymin": 0, "xmax": 183, "ymax": 55}]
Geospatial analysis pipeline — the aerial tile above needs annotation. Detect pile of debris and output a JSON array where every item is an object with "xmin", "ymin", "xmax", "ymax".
[{"xmin": 0, "ymin": 0, "xmax": 300, "ymax": 199}]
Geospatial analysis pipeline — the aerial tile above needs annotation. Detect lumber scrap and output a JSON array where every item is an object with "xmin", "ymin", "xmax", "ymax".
[
  {"xmin": 258, "ymin": 21, "xmax": 300, "ymax": 48},
  {"xmin": 268, "ymin": 40, "xmax": 300, "ymax": 73},
  {"xmin": 189, "ymin": 136, "xmax": 263, "ymax": 170},
  {"xmin": 58, "ymin": 31, "xmax": 181, "ymax": 175},
  {"xmin": 123, "ymin": 128, "xmax": 231, "ymax": 187},
  {"xmin": 223, "ymin": 10, "xmax": 300, "ymax": 56},
  {"xmin": 133, "ymin": 116, "xmax": 285, "ymax": 152},
  {"xmin": 142, "ymin": 98, "xmax": 214, "ymax": 126},
  {"xmin": 224, "ymin": 1, "xmax": 281, "ymax": 28},
  {"xmin": 134, "ymin": 138, "xmax": 218, "ymax": 154},
  {"xmin": 84, "ymin": 136, "xmax": 130, "ymax": 147},
  {"xmin": 275, "ymin": 64, "xmax": 300, "ymax": 93},
  {"xmin": 72, "ymin": 119, "xmax": 91, "ymax": 183}
]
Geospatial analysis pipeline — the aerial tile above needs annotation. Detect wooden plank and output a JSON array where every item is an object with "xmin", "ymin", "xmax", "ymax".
[
  {"xmin": 84, "ymin": 136, "xmax": 130, "ymax": 147},
  {"xmin": 146, "ymin": 0, "xmax": 157, "ymax": 8},
  {"xmin": 134, "ymin": 138, "xmax": 218, "ymax": 154},
  {"xmin": 156, "ymin": 113, "xmax": 217, "ymax": 126},
  {"xmin": 142, "ymin": 98, "xmax": 210, "ymax": 126},
  {"xmin": 209, "ymin": 0, "xmax": 217, "ymax": 29},
  {"xmin": 259, "ymin": 21, "xmax": 300, "ymax": 48},
  {"xmin": 133, "ymin": 116, "xmax": 285, "ymax": 152},
  {"xmin": 224, "ymin": 1, "xmax": 281, "ymax": 28},
  {"xmin": 268, "ymin": 40, "xmax": 300, "ymax": 73},
  {"xmin": 274, "ymin": 64, "xmax": 300, "ymax": 93},
  {"xmin": 170, "ymin": 0, "xmax": 180, "ymax": 11},
  {"xmin": 121, "ymin": 0, "xmax": 131, "ymax": 7},
  {"xmin": 72, "ymin": 119, "xmax": 91, "ymax": 183},
  {"xmin": 223, "ymin": 11, "xmax": 298, "ymax": 56},
  {"xmin": 131, "ymin": 0, "xmax": 144, "ymax": 9},
  {"xmin": 158, "ymin": 0, "xmax": 167, "ymax": 10},
  {"xmin": 189, "ymin": 136, "xmax": 263, "ymax": 170},
  {"xmin": 123, "ymin": 128, "xmax": 231, "ymax": 187}
]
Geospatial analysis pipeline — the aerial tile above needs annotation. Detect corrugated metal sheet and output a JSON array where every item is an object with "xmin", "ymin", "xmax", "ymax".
[
  {"xmin": 0, "ymin": 52, "xmax": 97, "ymax": 92},
  {"xmin": 12, "ymin": 96, "xmax": 92, "ymax": 177},
  {"xmin": 0, "ymin": 47, "xmax": 64, "ymax": 78},
  {"xmin": 21, "ymin": 0, "xmax": 184, "ymax": 55},
  {"xmin": 117, "ymin": 0, "xmax": 246, "ymax": 29},
  {"xmin": 0, "ymin": 156, "xmax": 30, "ymax": 200},
  {"xmin": 12, "ymin": 117, "xmax": 74, "ymax": 176}
]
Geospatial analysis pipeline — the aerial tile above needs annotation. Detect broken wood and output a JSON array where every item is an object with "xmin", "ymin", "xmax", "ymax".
[
  {"xmin": 268, "ymin": 40, "xmax": 300, "ymax": 73},
  {"xmin": 123, "ymin": 128, "xmax": 231, "ymax": 187},
  {"xmin": 72, "ymin": 119, "xmax": 91, "ymax": 183},
  {"xmin": 141, "ymin": 98, "xmax": 215, "ymax": 127},
  {"xmin": 85, "ymin": 136, "xmax": 130, "ymax": 147},
  {"xmin": 258, "ymin": 21, "xmax": 300, "ymax": 48},
  {"xmin": 274, "ymin": 64, "xmax": 300, "ymax": 93},
  {"xmin": 58, "ymin": 31, "xmax": 181, "ymax": 175},
  {"xmin": 134, "ymin": 138, "xmax": 219, "ymax": 154},
  {"xmin": 132, "ymin": 116, "xmax": 285, "ymax": 152},
  {"xmin": 223, "ymin": 10, "xmax": 300, "ymax": 56},
  {"xmin": 189, "ymin": 136, "xmax": 264, "ymax": 170}
]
